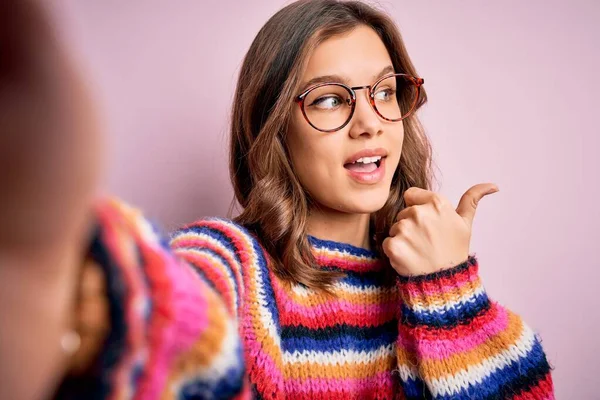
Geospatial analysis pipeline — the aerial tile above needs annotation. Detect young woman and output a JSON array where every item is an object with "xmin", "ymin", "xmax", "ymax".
[{"xmin": 0, "ymin": 0, "xmax": 554, "ymax": 399}]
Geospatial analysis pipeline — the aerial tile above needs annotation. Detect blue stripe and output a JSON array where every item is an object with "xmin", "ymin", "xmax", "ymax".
[
  {"xmin": 175, "ymin": 246, "xmax": 239, "ymax": 303},
  {"xmin": 173, "ymin": 223, "xmax": 242, "ymax": 266},
  {"xmin": 401, "ymin": 290, "xmax": 491, "ymax": 327},
  {"xmin": 172, "ymin": 222, "xmax": 243, "ymax": 286},
  {"xmin": 281, "ymin": 330, "xmax": 396, "ymax": 353},
  {"xmin": 86, "ymin": 225, "xmax": 135, "ymax": 399},
  {"xmin": 401, "ymin": 376, "xmax": 432, "ymax": 400},
  {"xmin": 337, "ymin": 269, "xmax": 395, "ymax": 288},
  {"xmin": 281, "ymin": 321, "xmax": 397, "ymax": 353},
  {"xmin": 177, "ymin": 219, "xmax": 281, "ymax": 331},
  {"xmin": 179, "ymin": 343, "xmax": 246, "ymax": 400},
  {"xmin": 308, "ymin": 235, "xmax": 379, "ymax": 259},
  {"xmin": 435, "ymin": 338, "xmax": 549, "ymax": 400},
  {"xmin": 249, "ymin": 230, "xmax": 281, "ymax": 329}
]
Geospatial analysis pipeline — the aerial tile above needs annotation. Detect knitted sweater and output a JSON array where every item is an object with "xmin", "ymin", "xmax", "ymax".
[{"xmin": 80, "ymin": 199, "xmax": 554, "ymax": 400}]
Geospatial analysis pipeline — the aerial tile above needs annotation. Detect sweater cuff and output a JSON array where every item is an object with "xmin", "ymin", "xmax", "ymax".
[{"xmin": 396, "ymin": 256, "xmax": 491, "ymax": 328}]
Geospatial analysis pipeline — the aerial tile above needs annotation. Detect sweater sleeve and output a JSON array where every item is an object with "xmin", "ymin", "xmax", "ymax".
[
  {"xmin": 395, "ymin": 256, "xmax": 554, "ymax": 400},
  {"xmin": 78, "ymin": 198, "xmax": 251, "ymax": 400}
]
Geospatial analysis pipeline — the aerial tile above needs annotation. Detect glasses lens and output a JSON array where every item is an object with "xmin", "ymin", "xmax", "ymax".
[
  {"xmin": 303, "ymin": 84, "xmax": 353, "ymax": 131},
  {"xmin": 372, "ymin": 75, "xmax": 418, "ymax": 121}
]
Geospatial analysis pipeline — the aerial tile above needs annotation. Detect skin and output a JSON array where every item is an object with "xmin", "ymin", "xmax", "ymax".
[
  {"xmin": 287, "ymin": 25, "xmax": 499, "ymax": 272},
  {"xmin": 288, "ymin": 26, "xmax": 404, "ymax": 249},
  {"xmin": 0, "ymin": 1, "xmax": 102, "ymax": 398},
  {"xmin": 0, "ymin": 5, "xmax": 497, "ymax": 399}
]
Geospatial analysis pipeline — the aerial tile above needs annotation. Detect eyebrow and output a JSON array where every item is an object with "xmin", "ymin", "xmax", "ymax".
[{"xmin": 299, "ymin": 65, "xmax": 396, "ymax": 92}]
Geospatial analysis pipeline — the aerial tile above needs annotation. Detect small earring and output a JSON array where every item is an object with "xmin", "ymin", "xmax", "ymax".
[{"xmin": 61, "ymin": 330, "xmax": 81, "ymax": 355}]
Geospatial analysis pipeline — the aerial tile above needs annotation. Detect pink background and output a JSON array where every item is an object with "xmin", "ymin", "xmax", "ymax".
[{"xmin": 51, "ymin": 1, "xmax": 599, "ymax": 398}]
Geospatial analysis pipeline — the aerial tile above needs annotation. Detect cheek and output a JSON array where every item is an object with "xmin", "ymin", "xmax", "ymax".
[
  {"xmin": 393, "ymin": 123, "xmax": 405, "ymax": 150},
  {"xmin": 288, "ymin": 137, "xmax": 338, "ymax": 189},
  {"xmin": 384, "ymin": 123, "xmax": 405, "ymax": 173},
  {"xmin": 287, "ymin": 113, "xmax": 316, "ymax": 180},
  {"xmin": 286, "ymin": 117, "xmax": 343, "ymax": 198}
]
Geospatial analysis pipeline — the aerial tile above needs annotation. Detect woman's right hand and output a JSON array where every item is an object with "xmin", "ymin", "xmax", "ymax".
[{"xmin": 0, "ymin": 1, "xmax": 103, "ymax": 398}]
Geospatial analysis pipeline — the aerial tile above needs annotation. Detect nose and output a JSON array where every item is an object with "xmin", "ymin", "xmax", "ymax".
[{"xmin": 347, "ymin": 89, "xmax": 383, "ymax": 139}]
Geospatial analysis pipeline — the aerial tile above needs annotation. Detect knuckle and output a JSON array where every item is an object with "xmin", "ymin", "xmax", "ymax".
[
  {"xmin": 382, "ymin": 237, "xmax": 390, "ymax": 250},
  {"xmin": 388, "ymin": 223, "xmax": 398, "ymax": 237},
  {"xmin": 395, "ymin": 210, "xmax": 403, "ymax": 221},
  {"xmin": 394, "ymin": 209, "xmax": 406, "ymax": 223},
  {"xmin": 397, "ymin": 218, "xmax": 411, "ymax": 232},
  {"xmin": 382, "ymin": 237, "xmax": 396, "ymax": 256},
  {"xmin": 412, "ymin": 207, "xmax": 426, "ymax": 224},
  {"xmin": 431, "ymin": 194, "xmax": 448, "ymax": 210}
]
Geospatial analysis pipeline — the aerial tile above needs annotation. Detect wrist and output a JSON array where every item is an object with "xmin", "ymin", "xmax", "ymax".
[{"xmin": 397, "ymin": 256, "xmax": 491, "ymax": 327}]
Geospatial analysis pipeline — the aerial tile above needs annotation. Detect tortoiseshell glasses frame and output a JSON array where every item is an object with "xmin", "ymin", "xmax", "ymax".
[{"xmin": 294, "ymin": 73, "xmax": 424, "ymax": 133}]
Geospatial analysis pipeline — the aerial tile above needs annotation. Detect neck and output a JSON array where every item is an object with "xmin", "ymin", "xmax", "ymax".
[{"xmin": 306, "ymin": 206, "xmax": 372, "ymax": 250}]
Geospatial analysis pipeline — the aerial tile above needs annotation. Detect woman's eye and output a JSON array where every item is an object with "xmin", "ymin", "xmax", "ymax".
[
  {"xmin": 311, "ymin": 95, "xmax": 344, "ymax": 110},
  {"xmin": 374, "ymin": 88, "xmax": 396, "ymax": 102}
]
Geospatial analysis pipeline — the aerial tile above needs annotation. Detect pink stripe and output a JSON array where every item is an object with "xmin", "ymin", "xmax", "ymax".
[
  {"xmin": 173, "ymin": 231, "xmax": 246, "ymax": 314},
  {"xmin": 136, "ymin": 244, "xmax": 209, "ymax": 399},
  {"xmin": 285, "ymin": 298, "xmax": 397, "ymax": 320},
  {"xmin": 176, "ymin": 249, "xmax": 237, "ymax": 313},
  {"xmin": 173, "ymin": 234, "xmax": 243, "ymax": 291},
  {"xmin": 271, "ymin": 276, "xmax": 397, "ymax": 320},
  {"xmin": 241, "ymin": 321, "xmax": 286, "ymax": 390},
  {"xmin": 398, "ymin": 306, "xmax": 510, "ymax": 360},
  {"xmin": 243, "ymin": 329, "xmax": 285, "ymax": 376},
  {"xmin": 237, "ymin": 229, "xmax": 286, "ymax": 394},
  {"xmin": 99, "ymin": 208, "xmax": 150, "ymax": 400},
  {"xmin": 313, "ymin": 253, "xmax": 383, "ymax": 272},
  {"xmin": 284, "ymin": 371, "xmax": 394, "ymax": 394}
]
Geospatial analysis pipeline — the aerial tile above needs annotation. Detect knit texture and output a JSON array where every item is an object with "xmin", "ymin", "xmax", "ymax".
[{"xmin": 81, "ymin": 199, "xmax": 554, "ymax": 400}]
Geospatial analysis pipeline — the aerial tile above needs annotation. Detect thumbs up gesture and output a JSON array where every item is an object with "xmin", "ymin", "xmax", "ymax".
[{"xmin": 382, "ymin": 183, "xmax": 499, "ymax": 277}]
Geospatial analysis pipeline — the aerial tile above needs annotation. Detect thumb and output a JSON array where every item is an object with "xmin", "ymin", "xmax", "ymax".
[{"xmin": 456, "ymin": 183, "xmax": 499, "ymax": 227}]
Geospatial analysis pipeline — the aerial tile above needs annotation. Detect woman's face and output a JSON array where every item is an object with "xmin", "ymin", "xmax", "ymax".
[{"xmin": 287, "ymin": 25, "xmax": 404, "ymax": 215}]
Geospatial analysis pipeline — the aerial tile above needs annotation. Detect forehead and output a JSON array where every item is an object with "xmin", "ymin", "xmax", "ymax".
[{"xmin": 302, "ymin": 25, "xmax": 393, "ymax": 85}]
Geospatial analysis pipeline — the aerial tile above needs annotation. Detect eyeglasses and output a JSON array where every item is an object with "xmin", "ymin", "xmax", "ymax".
[{"xmin": 295, "ymin": 73, "xmax": 424, "ymax": 133}]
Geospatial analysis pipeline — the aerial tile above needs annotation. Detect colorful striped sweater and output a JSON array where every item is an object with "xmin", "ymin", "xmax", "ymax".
[{"xmin": 79, "ymin": 199, "xmax": 554, "ymax": 399}]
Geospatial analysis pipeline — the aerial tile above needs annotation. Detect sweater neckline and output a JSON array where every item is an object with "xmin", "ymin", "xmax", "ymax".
[{"xmin": 307, "ymin": 235, "xmax": 383, "ymax": 273}]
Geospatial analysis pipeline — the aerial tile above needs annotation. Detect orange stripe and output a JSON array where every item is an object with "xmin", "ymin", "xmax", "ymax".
[
  {"xmin": 284, "ymin": 284, "xmax": 399, "ymax": 307},
  {"xmin": 418, "ymin": 311, "xmax": 525, "ymax": 380},
  {"xmin": 283, "ymin": 353, "xmax": 396, "ymax": 379},
  {"xmin": 161, "ymin": 280, "xmax": 230, "ymax": 399},
  {"xmin": 401, "ymin": 277, "xmax": 482, "ymax": 309},
  {"xmin": 237, "ymin": 230, "xmax": 286, "ymax": 372}
]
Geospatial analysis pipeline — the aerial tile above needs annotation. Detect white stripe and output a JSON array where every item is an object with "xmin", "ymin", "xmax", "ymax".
[
  {"xmin": 283, "ymin": 344, "xmax": 395, "ymax": 365},
  {"xmin": 313, "ymin": 247, "xmax": 377, "ymax": 263},
  {"xmin": 169, "ymin": 314, "xmax": 241, "ymax": 394},
  {"xmin": 396, "ymin": 363, "xmax": 419, "ymax": 382},
  {"xmin": 172, "ymin": 232, "xmax": 242, "ymax": 313},
  {"xmin": 410, "ymin": 285, "xmax": 486, "ymax": 315},
  {"xmin": 291, "ymin": 281, "xmax": 396, "ymax": 297},
  {"xmin": 429, "ymin": 323, "xmax": 536, "ymax": 397},
  {"xmin": 218, "ymin": 220, "xmax": 283, "ymax": 349}
]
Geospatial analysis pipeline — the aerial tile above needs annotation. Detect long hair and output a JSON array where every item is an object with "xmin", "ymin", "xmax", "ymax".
[{"xmin": 230, "ymin": 0, "xmax": 433, "ymax": 290}]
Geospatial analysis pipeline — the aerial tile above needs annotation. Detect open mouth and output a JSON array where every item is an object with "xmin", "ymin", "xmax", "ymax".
[{"xmin": 343, "ymin": 156, "xmax": 384, "ymax": 173}]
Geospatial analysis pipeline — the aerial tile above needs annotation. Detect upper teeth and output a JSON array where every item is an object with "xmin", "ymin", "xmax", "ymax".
[{"xmin": 354, "ymin": 156, "xmax": 382, "ymax": 164}]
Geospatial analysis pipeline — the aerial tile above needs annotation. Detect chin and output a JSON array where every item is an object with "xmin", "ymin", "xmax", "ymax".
[{"xmin": 341, "ymin": 190, "xmax": 390, "ymax": 214}]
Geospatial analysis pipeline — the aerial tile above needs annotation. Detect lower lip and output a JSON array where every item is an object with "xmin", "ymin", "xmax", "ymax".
[{"xmin": 345, "ymin": 157, "xmax": 386, "ymax": 184}]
